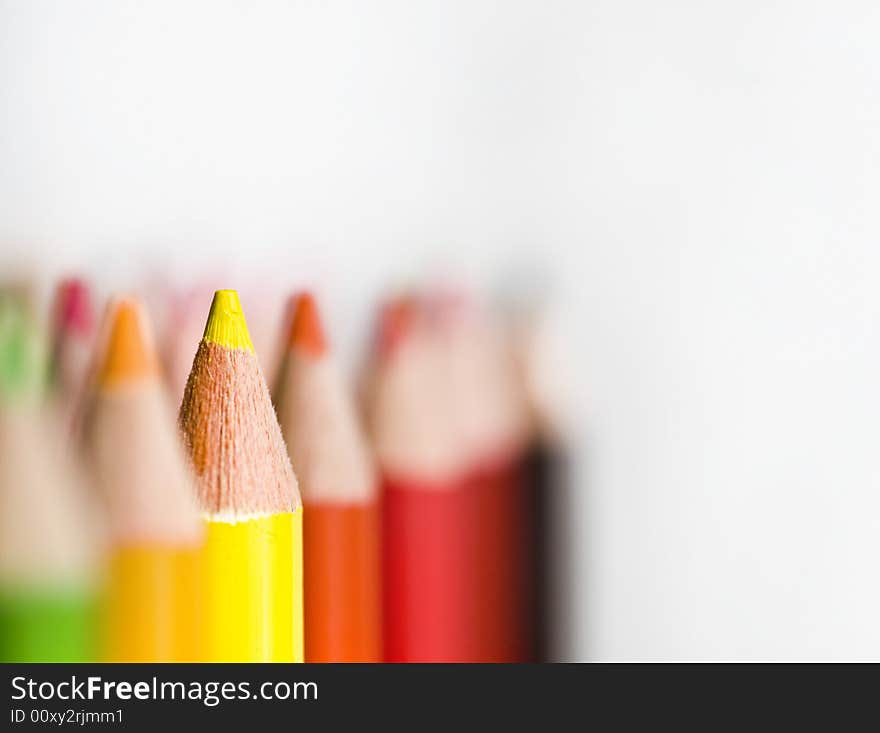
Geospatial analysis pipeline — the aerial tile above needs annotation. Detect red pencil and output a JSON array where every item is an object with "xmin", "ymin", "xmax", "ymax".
[
  {"xmin": 427, "ymin": 290, "xmax": 532, "ymax": 662},
  {"xmin": 366, "ymin": 296, "xmax": 475, "ymax": 662}
]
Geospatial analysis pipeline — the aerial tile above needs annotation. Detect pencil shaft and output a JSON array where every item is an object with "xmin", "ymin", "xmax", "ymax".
[
  {"xmin": 382, "ymin": 477, "xmax": 475, "ymax": 662},
  {"xmin": 202, "ymin": 511, "xmax": 303, "ymax": 662},
  {"xmin": 0, "ymin": 588, "xmax": 95, "ymax": 662},
  {"xmin": 469, "ymin": 458, "xmax": 531, "ymax": 662},
  {"xmin": 304, "ymin": 501, "xmax": 381, "ymax": 662},
  {"xmin": 102, "ymin": 545, "xmax": 202, "ymax": 662}
]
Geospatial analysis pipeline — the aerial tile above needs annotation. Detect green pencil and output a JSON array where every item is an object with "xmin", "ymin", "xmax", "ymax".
[{"xmin": 0, "ymin": 288, "xmax": 97, "ymax": 662}]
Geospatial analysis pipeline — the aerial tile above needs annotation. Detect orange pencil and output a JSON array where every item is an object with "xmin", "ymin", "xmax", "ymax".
[{"xmin": 275, "ymin": 293, "xmax": 380, "ymax": 662}]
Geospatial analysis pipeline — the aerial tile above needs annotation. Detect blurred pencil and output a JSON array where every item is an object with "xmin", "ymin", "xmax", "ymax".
[
  {"xmin": 0, "ymin": 290, "xmax": 97, "ymax": 661},
  {"xmin": 239, "ymin": 281, "xmax": 286, "ymax": 386},
  {"xmin": 49, "ymin": 278, "xmax": 96, "ymax": 432},
  {"xmin": 366, "ymin": 296, "xmax": 474, "ymax": 662},
  {"xmin": 275, "ymin": 293, "xmax": 380, "ymax": 662},
  {"xmin": 160, "ymin": 284, "xmax": 215, "ymax": 405},
  {"xmin": 82, "ymin": 297, "xmax": 202, "ymax": 661},
  {"xmin": 179, "ymin": 289, "xmax": 303, "ymax": 662},
  {"xmin": 510, "ymin": 301, "xmax": 571, "ymax": 662},
  {"xmin": 428, "ymin": 290, "xmax": 531, "ymax": 662}
]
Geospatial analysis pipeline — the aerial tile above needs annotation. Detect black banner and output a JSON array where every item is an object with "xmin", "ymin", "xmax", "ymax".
[{"xmin": 2, "ymin": 663, "xmax": 868, "ymax": 729}]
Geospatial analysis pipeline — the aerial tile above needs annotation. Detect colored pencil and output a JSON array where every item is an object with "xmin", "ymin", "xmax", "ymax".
[
  {"xmin": 427, "ymin": 290, "xmax": 532, "ymax": 662},
  {"xmin": 81, "ymin": 297, "xmax": 203, "ymax": 662},
  {"xmin": 179, "ymin": 289, "xmax": 303, "ymax": 662},
  {"xmin": 0, "ymin": 289, "xmax": 97, "ymax": 662},
  {"xmin": 238, "ymin": 281, "xmax": 286, "ymax": 387},
  {"xmin": 470, "ymin": 321, "xmax": 531, "ymax": 663},
  {"xmin": 49, "ymin": 278, "xmax": 96, "ymax": 432},
  {"xmin": 366, "ymin": 295, "xmax": 475, "ymax": 662},
  {"xmin": 274, "ymin": 292, "xmax": 380, "ymax": 662},
  {"xmin": 160, "ymin": 284, "xmax": 216, "ymax": 405},
  {"xmin": 510, "ymin": 302, "xmax": 570, "ymax": 662}
]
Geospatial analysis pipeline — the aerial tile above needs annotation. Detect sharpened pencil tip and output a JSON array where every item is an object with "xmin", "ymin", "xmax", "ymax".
[
  {"xmin": 203, "ymin": 290, "xmax": 254, "ymax": 352},
  {"xmin": 376, "ymin": 295, "xmax": 416, "ymax": 358},
  {"xmin": 287, "ymin": 292, "xmax": 327, "ymax": 357},
  {"xmin": 98, "ymin": 297, "xmax": 159, "ymax": 386},
  {"xmin": 0, "ymin": 289, "xmax": 45, "ymax": 402},
  {"xmin": 54, "ymin": 278, "xmax": 94, "ymax": 337}
]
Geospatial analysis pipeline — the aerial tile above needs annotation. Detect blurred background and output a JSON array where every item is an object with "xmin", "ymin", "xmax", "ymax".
[{"xmin": 3, "ymin": 0, "xmax": 880, "ymax": 660}]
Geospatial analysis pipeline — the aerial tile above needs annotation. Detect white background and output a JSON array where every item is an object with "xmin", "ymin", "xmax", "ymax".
[{"xmin": 3, "ymin": 1, "xmax": 880, "ymax": 660}]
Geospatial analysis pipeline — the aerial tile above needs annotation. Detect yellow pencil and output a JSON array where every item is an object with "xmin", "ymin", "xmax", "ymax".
[
  {"xmin": 81, "ymin": 297, "xmax": 203, "ymax": 662},
  {"xmin": 179, "ymin": 290, "xmax": 303, "ymax": 662}
]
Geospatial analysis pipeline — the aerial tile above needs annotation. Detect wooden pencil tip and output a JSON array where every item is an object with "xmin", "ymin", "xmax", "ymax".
[
  {"xmin": 287, "ymin": 292, "xmax": 327, "ymax": 357},
  {"xmin": 53, "ymin": 278, "xmax": 94, "ymax": 336},
  {"xmin": 0, "ymin": 290, "xmax": 45, "ymax": 401},
  {"xmin": 98, "ymin": 297, "xmax": 159, "ymax": 386},
  {"xmin": 377, "ymin": 295, "xmax": 416, "ymax": 357},
  {"xmin": 203, "ymin": 289, "xmax": 254, "ymax": 352}
]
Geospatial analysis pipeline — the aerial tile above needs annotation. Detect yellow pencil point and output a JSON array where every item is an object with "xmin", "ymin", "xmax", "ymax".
[
  {"xmin": 202, "ymin": 290, "xmax": 254, "ymax": 352},
  {"xmin": 181, "ymin": 287, "xmax": 302, "ymax": 661}
]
